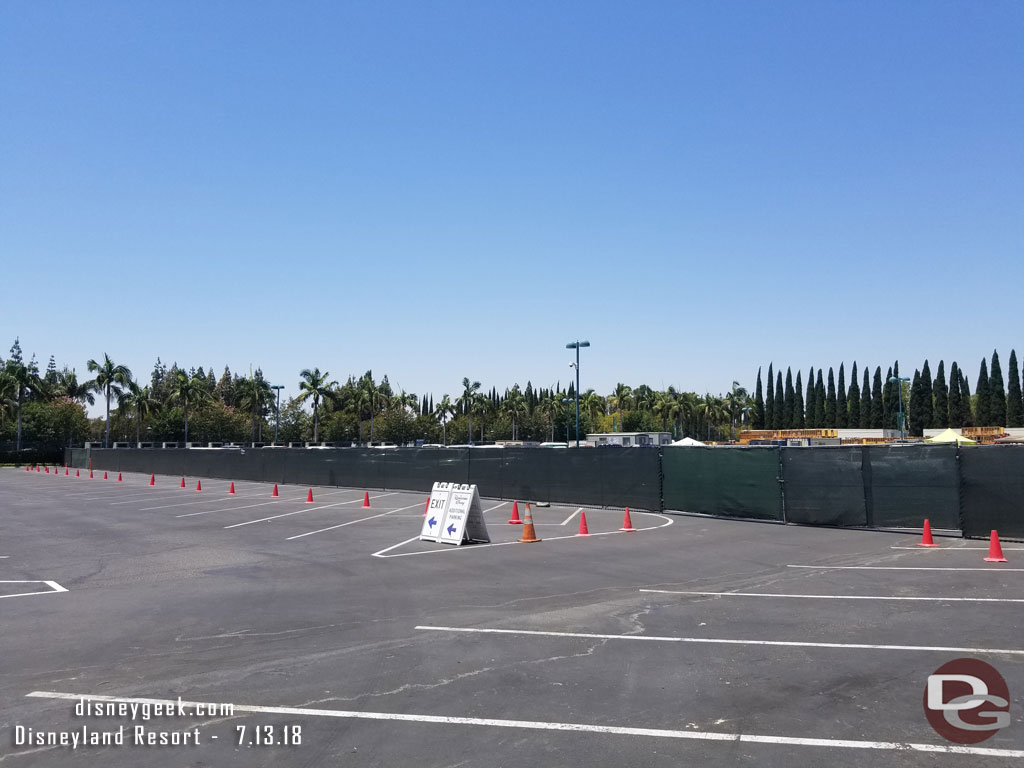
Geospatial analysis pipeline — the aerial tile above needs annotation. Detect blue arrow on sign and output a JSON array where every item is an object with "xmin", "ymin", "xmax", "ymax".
[
  {"xmin": 447, "ymin": 523, "xmax": 457, "ymax": 535},
  {"xmin": 428, "ymin": 517, "xmax": 437, "ymax": 528}
]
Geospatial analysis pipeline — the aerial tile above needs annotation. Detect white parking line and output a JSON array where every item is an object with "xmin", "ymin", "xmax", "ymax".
[
  {"xmin": 371, "ymin": 513, "xmax": 674, "ymax": 558},
  {"xmin": 176, "ymin": 500, "xmax": 281, "ymax": 518},
  {"xmin": 890, "ymin": 546, "xmax": 1024, "ymax": 551},
  {"xmin": 140, "ymin": 486, "xmax": 357, "ymax": 511},
  {"xmin": 789, "ymin": 565, "xmax": 1024, "ymax": 572},
  {"xmin": 286, "ymin": 502, "xmax": 424, "ymax": 540},
  {"xmin": 24, "ymin": 691, "xmax": 1024, "ymax": 758},
  {"xmin": 0, "ymin": 581, "xmax": 68, "ymax": 599},
  {"xmin": 224, "ymin": 493, "xmax": 397, "ymax": 529},
  {"xmin": 639, "ymin": 589, "xmax": 1024, "ymax": 603},
  {"xmin": 415, "ymin": 625, "xmax": 1024, "ymax": 656}
]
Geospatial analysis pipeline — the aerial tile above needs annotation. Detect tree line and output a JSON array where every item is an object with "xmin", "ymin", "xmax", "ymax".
[
  {"xmin": 4, "ymin": 338, "xmax": 1020, "ymax": 450},
  {"xmin": 752, "ymin": 350, "xmax": 1023, "ymax": 436}
]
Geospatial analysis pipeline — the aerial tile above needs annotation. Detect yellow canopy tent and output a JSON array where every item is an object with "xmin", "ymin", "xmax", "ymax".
[{"xmin": 925, "ymin": 428, "xmax": 977, "ymax": 445}]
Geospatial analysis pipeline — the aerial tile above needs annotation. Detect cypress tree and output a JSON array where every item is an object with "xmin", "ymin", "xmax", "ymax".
[
  {"xmin": 989, "ymin": 350, "xmax": 1006, "ymax": 426},
  {"xmin": 825, "ymin": 368, "xmax": 837, "ymax": 427},
  {"xmin": 765, "ymin": 363, "xmax": 775, "ymax": 431},
  {"xmin": 883, "ymin": 365, "xmax": 895, "ymax": 429},
  {"xmin": 753, "ymin": 368, "xmax": 765, "ymax": 429},
  {"xmin": 932, "ymin": 361, "xmax": 948, "ymax": 429},
  {"xmin": 814, "ymin": 370, "xmax": 825, "ymax": 428},
  {"xmin": 960, "ymin": 371, "xmax": 973, "ymax": 427},
  {"xmin": 1008, "ymin": 350, "xmax": 1023, "ymax": 428},
  {"xmin": 920, "ymin": 360, "xmax": 933, "ymax": 431},
  {"xmin": 976, "ymin": 359, "xmax": 990, "ymax": 427},
  {"xmin": 794, "ymin": 371, "xmax": 805, "ymax": 428},
  {"xmin": 836, "ymin": 363, "xmax": 847, "ymax": 428},
  {"xmin": 860, "ymin": 367, "xmax": 871, "ymax": 428},
  {"xmin": 805, "ymin": 368, "xmax": 815, "ymax": 427},
  {"xmin": 848, "ymin": 362, "xmax": 860, "ymax": 429},
  {"xmin": 909, "ymin": 369, "xmax": 925, "ymax": 437},
  {"xmin": 871, "ymin": 367, "xmax": 884, "ymax": 428},
  {"xmin": 774, "ymin": 371, "xmax": 784, "ymax": 430},
  {"xmin": 783, "ymin": 368, "xmax": 795, "ymax": 429},
  {"xmin": 948, "ymin": 362, "xmax": 962, "ymax": 428}
]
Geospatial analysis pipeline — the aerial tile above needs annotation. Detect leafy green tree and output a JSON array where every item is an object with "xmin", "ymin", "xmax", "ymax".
[
  {"xmin": 765, "ymin": 363, "xmax": 775, "ymax": 431},
  {"xmin": 836, "ymin": 364, "xmax": 847, "ymax": 428},
  {"xmin": 609, "ymin": 382, "xmax": 633, "ymax": 433},
  {"xmin": 502, "ymin": 385, "xmax": 528, "ymax": 440},
  {"xmin": 1007, "ymin": 350, "xmax": 1023, "ymax": 428},
  {"xmin": 169, "ymin": 369, "xmax": 213, "ymax": 443},
  {"xmin": 56, "ymin": 367, "xmax": 95, "ymax": 408},
  {"xmin": 882, "ymin": 365, "xmax": 895, "ymax": 430},
  {"xmin": 975, "ymin": 358, "xmax": 990, "ymax": 427},
  {"xmin": 909, "ymin": 369, "xmax": 925, "ymax": 437},
  {"xmin": 920, "ymin": 360, "xmax": 933, "ymax": 431},
  {"xmin": 824, "ymin": 368, "xmax": 837, "ymax": 427},
  {"xmin": 87, "ymin": 353, "xmax": 132, "ymax": 448},
  {"xmin": 948, "ymin": 362, "xmax": 962, "ymax": 428},
  {"xmin": 871, "ymin": 367, "xmax": 884, "ymax": 428},
  {"xmin": 847, "ymin": 363, "xmax": 860, "ymax": 429},
  {"xmin": 297, "ymin": 368, "xmax": 337, "ymax": 443},
  {"xmin": 753, "ymin": 368, "xmax": 764, "ymax": 429},
  {"xmin": 989, "ymin": 350, "xmax": 1006, "ymax": 426},
  {"xmin": 932, "ymin": 361, "xmax": 948, "ymax": 429}
]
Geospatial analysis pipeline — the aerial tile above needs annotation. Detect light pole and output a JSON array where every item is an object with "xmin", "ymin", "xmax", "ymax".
[
  {"xmin": 565, "ymin": 340, "xmax": 590, "ymax": 447},
  {"xmin": 271, "ymin": 385, "xmax": 284, "ymax": 445},
  {"xmin": 888, "ymin": 376, "xmax": 910, "ymax": 441}
]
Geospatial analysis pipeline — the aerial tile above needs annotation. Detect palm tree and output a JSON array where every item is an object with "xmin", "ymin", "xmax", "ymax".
[
  {"xmin": 5, "ymin": 357, "xmax": 43, "ymax": 450},
  {"xmin": 56, "ymin": 367, "xmax": 96, "ymax": 408},
  {"xmin": 536, "ymin": 393, "xmax": 564, "ymax": 441},
  {"xmin": 234, "ymin": 371, "xmax": 274, "ymax": 443},
  {"xmin": 297, "ymin": 368, "xmax": 337, "ymax": 443},
  {"xmin": 502, "ymin": 385, "xmax": 528, "ymax": 440},
  {"xmin": 457, "ymin": 377, "xmax": 481, "ymax": 444},
  {"xmin": 169, "ymin": 369, "xmax": 212, "ymax": 443},
  {"xmin": 117, "ymin": 380, "xmax": 160, "ymax": 445},
  {"xmin": 608, "ymin": 382, "xmax": 632, "ymax": 432},
  {"xmin": 724, "ymin": 381, "xmax": 750, "ymax": 441},
  {"xmin": 87, "ymin": 354, "xmax": 133, "ymax": 448},
  {"xmin": 433, "ymin": 395, "xmax": 454, "ymax": 445},
  {"xmin": 581, "ymin": 389, "xmax": 606, "ymax": 426},
  {"xmin": 0, "ymin": 370, "xmax": 16, "ymax": 434}
]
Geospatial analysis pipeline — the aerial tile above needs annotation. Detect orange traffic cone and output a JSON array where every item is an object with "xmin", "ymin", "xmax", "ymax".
[
  {"xmin": 518, "ymin": 504, "xmax": 541, "ymax": 543},
  {"xmin": 195, "ymin": 480, "xmax": 202, "ymax": 492},
  {"xmin": 65, "ymin": 466, "xmax": 69, "ymax": 476},
  {"xmin": 45, "ymin": 466, "xmax": 50, "ymax": 474},
  {"xmin": 25, "ymin": 465, "xmax": 30, "ymax": 472},
  {"xmin": 180, "ymin": 477, "xmax": 186, "ymax": 488},
  {"xmin": 76, "ymin": 469, "xmax": 80, "ymax": 477},
  {"xmin": 620, "ymin": 507, "xmax": 636, "ymax": 532},
  {"xmin": 577, "ymin": 511, "xmax": 590, "ymax": 536},
  {"xmin": 117, "ymin": 472, "xmax": 123, "ymax": 482},
  {"xmin": 362, "ymin": 491, "xmax": 370, "ymax": 508},
  {"xmin": 89, "ymin": 469, "xmax": 94, "ymax": 478},
  {"xmin": 985, "ymin": 530, "xmax": 1008, "ymax": 563},
  {"xmin": 229, "ymin": 482, "xmax": 236, "ymax": 495},
  {"xmin": 149, "ymin": 474, "xmax": 155, "ymax": 486},
  {"xmin": 103, "ymin": 471, "xmax": 108, "ymax": 480},
  {"xmin": 508, "ymin": 500, "xmax": 523, "ymax": 525},
  {"xmin": 918, "ymin": 519, "xmax": 937, "ymax": 547},
  {"xmin": 272, "ymin": 484, "xmax": 279, "ymax": 498},
  {"xmin": 306, "ymin": 488, "xmax": 314, "ymax": 503}
]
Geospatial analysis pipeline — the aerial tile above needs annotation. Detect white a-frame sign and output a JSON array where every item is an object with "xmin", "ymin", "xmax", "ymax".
[{"xmin": 419, "ymin": 482, "xmax": 490, "ymax": 546}]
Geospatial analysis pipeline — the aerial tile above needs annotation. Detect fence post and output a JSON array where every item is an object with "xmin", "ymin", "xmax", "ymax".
[
  {"xmin": 861, "ymin": 445, "xmax": 874, "ymax": 528},
  {"xmin": 778, "ymin": 447, "xmax": 788, "ymax": 523}
]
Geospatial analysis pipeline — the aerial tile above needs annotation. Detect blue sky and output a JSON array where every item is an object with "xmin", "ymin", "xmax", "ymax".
[{"xmin": 2, "ymin": 1, "xmax": 1021, "ymax": 411}]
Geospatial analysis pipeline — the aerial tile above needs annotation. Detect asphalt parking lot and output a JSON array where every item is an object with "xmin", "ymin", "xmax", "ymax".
[{"xmin": 2, "ymin": 466, "xmax": 1022, "ymax": 766}]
